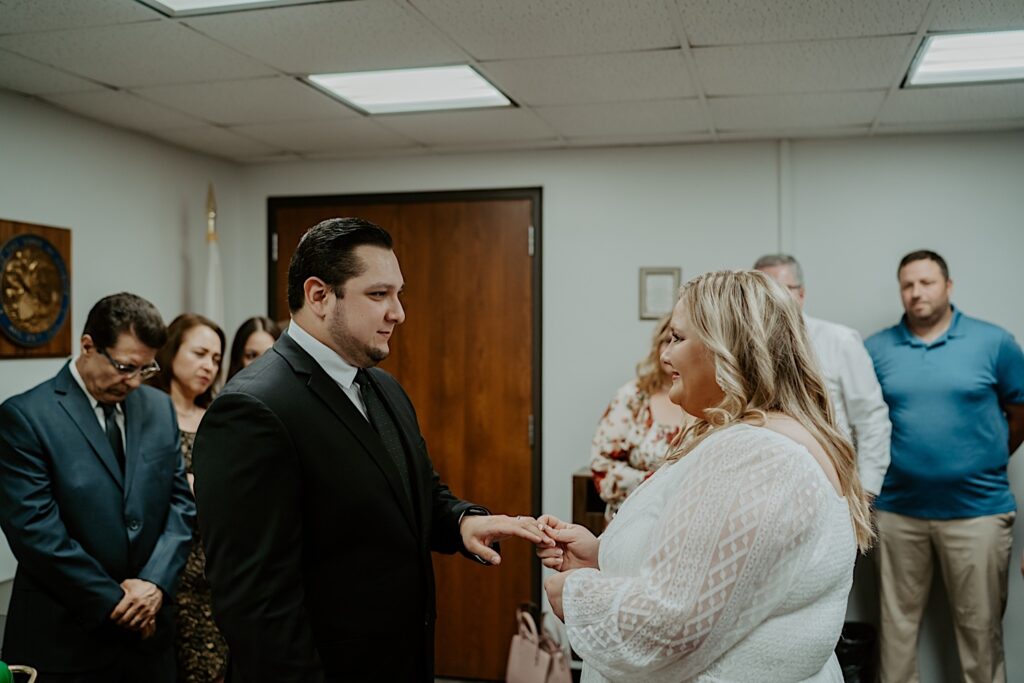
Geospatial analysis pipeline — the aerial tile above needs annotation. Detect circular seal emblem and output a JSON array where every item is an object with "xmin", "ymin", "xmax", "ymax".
[{"xmin": 0, "ymin": 234, "xmax": 70, "ymax": 347}]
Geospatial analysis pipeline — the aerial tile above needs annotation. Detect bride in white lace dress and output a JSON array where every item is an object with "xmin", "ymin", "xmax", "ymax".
[{"xmin": 539, "ymin": 271, "xmax": 874, "ymax": 682}]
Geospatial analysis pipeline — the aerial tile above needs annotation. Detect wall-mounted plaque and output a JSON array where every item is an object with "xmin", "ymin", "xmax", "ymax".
[{"xmin": 0, "ymin": 220, "xmax": 72, "ymax": 359}]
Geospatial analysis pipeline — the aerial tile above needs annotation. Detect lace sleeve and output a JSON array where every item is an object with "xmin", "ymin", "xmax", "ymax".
[
  {"xmin": 564, "ymin": 429, "xmax": 834, "ymax": 681},
  {"xmin": 590, "ymin": 383, "xmax": 647, "ymax": 509}
]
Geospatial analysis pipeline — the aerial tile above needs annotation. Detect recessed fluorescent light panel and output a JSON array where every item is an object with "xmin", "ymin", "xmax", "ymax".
[
  {"xmin": 906, "ymin": 30, "xmax": 1024, "ymax": 86},
  {"xmin": 137, "ymin": 0, "xmax": 330, "ymax": 17},
  {"xmin": 308, "ymin": 65, "xmax": 513, "ymax": 115}
]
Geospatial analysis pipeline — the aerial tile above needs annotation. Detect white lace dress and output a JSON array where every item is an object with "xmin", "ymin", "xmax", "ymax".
[{"xmin": 563, "ymin": 424, "xmax": 856, "ymax": 683}]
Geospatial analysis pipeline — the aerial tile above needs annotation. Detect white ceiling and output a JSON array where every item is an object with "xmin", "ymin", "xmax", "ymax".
[{"xmin": 1, "ymin": 0, "xmax": 1022, "ymax": 163}]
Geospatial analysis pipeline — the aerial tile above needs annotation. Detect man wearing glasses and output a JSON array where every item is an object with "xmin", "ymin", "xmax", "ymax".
[{"xmin": 0, "ymin": 292, "xmax": 194, "ymax": 683}]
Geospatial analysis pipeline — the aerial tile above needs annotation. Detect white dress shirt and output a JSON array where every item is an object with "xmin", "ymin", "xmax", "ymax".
[
  {"xmin": 805, "ymin": 315, "xmax": 891, "ymax": 496},
  {"xmin": 68, "ymin": 358, "xmax": 126, "ymax": 452},
  {"xmin": 285, "ymin": 320, "xmax": 368, "ymax": 419}
]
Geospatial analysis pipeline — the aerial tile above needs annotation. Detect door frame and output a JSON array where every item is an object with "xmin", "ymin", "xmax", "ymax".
[{"xmin": 266, "ymin": 187, "xmax": 543, "ymax": 606}]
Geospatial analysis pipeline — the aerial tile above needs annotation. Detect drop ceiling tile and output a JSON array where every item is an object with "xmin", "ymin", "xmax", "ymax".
[
  {"xmin": 0, "ymin": 49, "xmax": 104, "ymax": 94},
  {"xmin": 536, "ymin": 99, "xmax": 707, "ymax": 138},
  {"xmin": 303, "ymin": 147, "xmax": 433, "ymax": 161},
  {"xmin": 239, "ymin": 152, "xmax": 304, "ymax": 164},
  {"xmin": 481, "ymin": 50, "xmax": 693, "ymax": 106},
  {"xmin": 149, "ymin": 125, "xmax": 284, "ymax": 160},
  {"xmin": 134, "ymin": 77, "xmax": 358, "ymax": 125},
  {"xmin": 0, "ymin": 0, "xmax": 160, "ymax": 34},
  {"xmin": 930, "ymin": 0, "xmax": 1024, "ymax": 31},
  {"xmin": 675, "ymin": 0, "xmax": 929, "ymax": 45},
  {"xmin": 376, "ymin": 107, "xmax": 558, "ymax": 146},
  {"xmin": 232, "ymin": 118, "xmax": 420, "ymax": 154},
  {"xmin": 717, "ymin": 126, "xmax": 871, "ymax": 142},
  {"xmin": 184, "ymin": 1, "xmax": 463, "ymax": 74},
  {"xmin": 709, "ymin": 92, "xmax": 886, "ymax": 130},
  {"xmin": 565, "ymin": 131, "xmax": 714, "ymax": 147},
  {"xmin": 878, "ymin": 83, "xmax": 1024, "ymax": 124},
  {"xmin": 427, "ymin": 138, "xmax": 566, "ymax": 153},
  {"xmin": 875, "ymin": 120, "xmax": 1024, "ymax": 136},
  {"xmin": 409, "ymin": 0, "xmax": 679, "ymax": 60},
  {"xmin": 0, "ymin": 21, "xmax": 274, "ymax": 87},
  {"xmin": 694, "ymin": 36, "xmax": 912, "ymax": 96},
  {"xmin": 42, "ymin": 90, "xmax": 207, "ymax": 131}
]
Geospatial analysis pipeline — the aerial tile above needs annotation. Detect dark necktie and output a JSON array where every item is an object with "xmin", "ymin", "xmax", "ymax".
[
  {"xmin": 100, "ymin": 402, "xmax": 126, "ymax": 473},
  {"xmin": 356, "ymin": 369, "xmax": 412, "ymax": 503}
]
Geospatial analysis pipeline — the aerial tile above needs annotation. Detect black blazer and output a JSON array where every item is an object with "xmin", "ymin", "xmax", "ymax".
[
  {"xmin": 0, "ymin": 364, "xmax": 195, "ymax": 673},
  {"xmin": 193, "ymin": 333, "xmax": 478, "ymax": 683}
]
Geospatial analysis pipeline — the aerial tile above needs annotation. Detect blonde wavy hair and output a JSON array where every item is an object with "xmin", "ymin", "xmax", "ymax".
[
  {"xmin": 635, "ymin": 313, "xmax": 673, "ymax": 396},
  {"xmin": 668, "ymin": 270, "xmax": 874, "ymax": 552}
]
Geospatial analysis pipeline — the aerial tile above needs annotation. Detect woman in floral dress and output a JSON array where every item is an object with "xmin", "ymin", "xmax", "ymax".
[{"xmin": 590, "ymin": 314, "xmax": 689, "ymax": 519}]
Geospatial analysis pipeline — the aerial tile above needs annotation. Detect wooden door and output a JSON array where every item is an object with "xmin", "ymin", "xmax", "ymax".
[{"xmin": 269, "ymin": 191, "xmax": 540, "ymax": 680}]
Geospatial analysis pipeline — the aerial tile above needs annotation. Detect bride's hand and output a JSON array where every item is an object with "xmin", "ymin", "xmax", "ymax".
[{"xmin": 536, "ymin": 514, "xmax": 600, "ymax": 572}]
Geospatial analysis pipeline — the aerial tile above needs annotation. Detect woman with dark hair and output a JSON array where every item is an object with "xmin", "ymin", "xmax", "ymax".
[
  {"xmin": 226, "ymin": 316, "xmax": 280, "ymax": 381},
  {"xmin": 148, "ymin": 313, "xmax": 228, "ymax": 683}
]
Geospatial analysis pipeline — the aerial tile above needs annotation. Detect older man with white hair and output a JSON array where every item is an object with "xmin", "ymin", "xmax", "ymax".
[{"xmin": 754, "ymin": 254, "xmax": 891, "ymax": 497}]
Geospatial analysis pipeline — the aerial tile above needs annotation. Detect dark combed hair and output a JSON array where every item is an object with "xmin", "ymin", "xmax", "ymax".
[
  {"xmin": 898, "ymin": 250, "xmax": 949, "ymax": 280},
  {"xmin": 147, "ymin": 313, "xmax": 225, "ymax": 408},
  {"xmin": 83, "ymin": 292, "xmax": 167, "ymax": 351},
  {"xmin": 286, "ymin": 217, "xmax": 393, "ymax": 312},
  {"xmin": 227, "ymin": 316, "xmax": 281, "ymax": 381}
]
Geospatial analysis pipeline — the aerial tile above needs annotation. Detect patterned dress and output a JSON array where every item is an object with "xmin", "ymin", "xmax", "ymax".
[
  {"xmin": 175, "ymin": 430, "xmax": 228, "ymax": 682},
  {"xmin": 590, "ymin": 380, "xmax": 682, "ymax": 520}
]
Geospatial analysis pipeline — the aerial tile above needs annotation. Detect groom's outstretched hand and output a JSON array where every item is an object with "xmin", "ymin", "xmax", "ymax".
[{"xmin": 460, "ymin": 514, "xmax": 555, "ymax": 565}]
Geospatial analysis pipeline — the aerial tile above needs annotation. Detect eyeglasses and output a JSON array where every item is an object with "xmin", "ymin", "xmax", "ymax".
[{"xmin": 100, "ymin": 349, "xmax": 161, "ymax": 380}]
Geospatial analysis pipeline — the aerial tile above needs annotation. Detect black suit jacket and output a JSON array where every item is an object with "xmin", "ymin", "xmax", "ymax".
[
  {"xmin": 0, "ymin": 364, "xmax": 195, "ymax": 673},
  {"xmin": 193, "ymin": 333, "xmax": 479, "ymax": 683}
]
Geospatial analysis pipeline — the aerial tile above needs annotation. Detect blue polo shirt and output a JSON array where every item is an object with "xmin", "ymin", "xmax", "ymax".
[{"xmin": 866, "ymin": 307, "xmax": 1024, "ymax": 519}]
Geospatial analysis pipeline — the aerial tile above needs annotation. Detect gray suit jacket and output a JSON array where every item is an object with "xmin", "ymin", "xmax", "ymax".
[{"xmin": 0, "ymin": 363, "xmax": 195, "ymax": 673}]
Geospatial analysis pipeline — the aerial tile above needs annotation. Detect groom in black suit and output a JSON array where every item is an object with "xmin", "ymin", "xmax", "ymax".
[{"xmin": 193, "ymin": 217, "xmax": 546, "ymax": 683}]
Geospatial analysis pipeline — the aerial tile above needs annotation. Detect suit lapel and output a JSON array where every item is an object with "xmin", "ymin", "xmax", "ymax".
[
  {"xmin": 54, "ymin": 364, "xmax": 124, "ymax": 490},
  {"xmin": 277, "ymin": 336, "xmax": 419, "ymax": 535}
]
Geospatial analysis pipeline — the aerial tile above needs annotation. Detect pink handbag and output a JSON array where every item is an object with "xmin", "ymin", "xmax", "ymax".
[{"xmin": 505, "ymin": 607, "xmax": 572, "ymax": 683}]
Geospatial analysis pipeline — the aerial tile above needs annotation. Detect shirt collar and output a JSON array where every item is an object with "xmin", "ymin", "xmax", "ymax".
[
  {"xmin": 285, "ymin": 319, "xmax": 359, "ymax": 390},
  {"xmin": 897, "ymin": 305, "xmax": 962, "ymax": 347},
  {"xmin": 68, "ymin": 357, "xmax": 123, "ymax": 414}
]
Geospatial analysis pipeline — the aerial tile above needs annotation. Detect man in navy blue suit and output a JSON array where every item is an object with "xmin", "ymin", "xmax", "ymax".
[{"xmin": 0, "ymin": 292, "xmax": 195, "ymax": 682}]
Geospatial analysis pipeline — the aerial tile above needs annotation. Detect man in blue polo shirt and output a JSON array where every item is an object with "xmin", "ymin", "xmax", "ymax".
[{"xmin": 866, "ymin": 250, "xmax": 1024, "ymax": 683}]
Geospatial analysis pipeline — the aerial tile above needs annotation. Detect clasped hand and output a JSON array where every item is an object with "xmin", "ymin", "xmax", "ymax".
[
  {"xmin": 459, "ymin": 513, "xmax": 600, "ymax": 621},
  {"xmin": 109, "ymin": 578, "xmax": 162, "ymax": 639},
  {"xmin": 459, "ymin": 513, "xmax": 556, "ymax": 565},
  {"xmin": 534, "ymin": 514, "xmax": 600, "ymax": 622}
]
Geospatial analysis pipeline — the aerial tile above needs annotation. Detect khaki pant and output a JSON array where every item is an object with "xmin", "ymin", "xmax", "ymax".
[{"xmin": 876, "ymin": 509, "xmax": 1015, "ymax": 683}]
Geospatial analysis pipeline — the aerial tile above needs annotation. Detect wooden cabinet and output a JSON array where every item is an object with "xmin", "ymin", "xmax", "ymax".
[{"xmin": 571, "ymin": 469, "xmax": 605, "ymax": 537}]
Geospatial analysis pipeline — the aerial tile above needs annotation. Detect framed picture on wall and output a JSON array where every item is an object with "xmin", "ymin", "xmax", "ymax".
[{"xmin": 639, "ymin": 267, "xmax": 680, "ymax": 320}]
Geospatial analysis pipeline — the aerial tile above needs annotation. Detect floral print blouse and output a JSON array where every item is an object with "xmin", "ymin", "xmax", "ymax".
[{"xmin": 590, "ymin": 379, "xmax": 683, "ymax": 520}]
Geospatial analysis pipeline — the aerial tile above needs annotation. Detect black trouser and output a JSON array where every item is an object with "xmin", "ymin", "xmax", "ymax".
[{"xmin": 39, "ymin": 646, "xmax": 175, "ymax": 683}]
